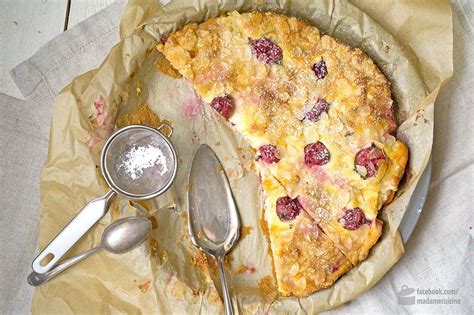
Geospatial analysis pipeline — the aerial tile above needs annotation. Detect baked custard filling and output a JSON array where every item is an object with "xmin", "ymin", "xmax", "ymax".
[{"xmin": 157, "ymin": 11, "xmax": 408, "ymax": 296}]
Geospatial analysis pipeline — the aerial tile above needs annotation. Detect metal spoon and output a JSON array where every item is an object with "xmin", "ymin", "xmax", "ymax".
[
  {"xmin": 187, "ymin": 144, "xmax": 240, "ymax": 315},
  {"xmin": 27, "ymin": 216, "xmax": 152, "ymax": 286}
]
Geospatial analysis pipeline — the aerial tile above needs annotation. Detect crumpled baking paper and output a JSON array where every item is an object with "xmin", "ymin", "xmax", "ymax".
[{"xmin": 31, "ymin": 0, "xmax": 452, "ymax": 313}]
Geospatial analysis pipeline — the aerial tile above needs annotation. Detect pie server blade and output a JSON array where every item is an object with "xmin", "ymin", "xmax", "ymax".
[{"xmin": 187, "ymin": 144, "xmax": 240, "ymax": 315}]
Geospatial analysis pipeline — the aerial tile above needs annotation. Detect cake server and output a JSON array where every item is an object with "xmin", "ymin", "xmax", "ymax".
[
  {"xmin": 187, "ymin": 144, "xmax": 240, "ymax": 315},
  {"xmin": 31, "ymin": 124, "xmax": 177, "ymax": 274}
]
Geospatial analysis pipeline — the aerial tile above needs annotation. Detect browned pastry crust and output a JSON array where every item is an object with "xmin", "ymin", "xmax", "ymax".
[{"xmin": 158, "ymin": 11, "xmax": 408, "ymax": 296}]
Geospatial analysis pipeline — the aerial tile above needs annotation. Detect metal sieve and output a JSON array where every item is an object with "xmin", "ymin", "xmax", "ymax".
[
  {"xmin": 101, "ymin": 124, "xmax": 177, "ymax": 199},
  {"xmin": 32, "ymin": 124, "xmax": 177, "ymax": 274}
]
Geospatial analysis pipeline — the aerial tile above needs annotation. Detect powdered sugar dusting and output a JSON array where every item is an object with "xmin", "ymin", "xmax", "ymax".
[{"xmin": 119, "ymin": 145, "xmax": 169, "ymax": 180}]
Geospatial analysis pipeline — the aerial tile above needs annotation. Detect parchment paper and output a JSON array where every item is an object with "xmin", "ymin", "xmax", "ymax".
[{"xmin": 31, "ymin": 0, "xmax": 452, "ymax": 313}]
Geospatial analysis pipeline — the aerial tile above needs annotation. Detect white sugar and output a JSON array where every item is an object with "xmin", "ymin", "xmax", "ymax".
[{"xmin": 120, "ymin": 145, "xmax": 169, "ymax": 180}]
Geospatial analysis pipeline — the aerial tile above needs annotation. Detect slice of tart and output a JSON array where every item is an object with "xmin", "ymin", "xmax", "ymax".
[
  {"xmin": 259, "ymin": 121, "xmax": 407, "ymax": 264},
  {"xmin": 258, "ymin": 166, "xmax": 352, "ymax": 297}
]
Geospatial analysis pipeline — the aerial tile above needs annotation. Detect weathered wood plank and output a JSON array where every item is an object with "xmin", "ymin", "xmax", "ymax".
[
  {"xmin": 0, "ymin": 0, "xmax": 68, "ymax": 99},
  {"xmin": 67, "ymin": 0, "xmax": 116, "ymax": 28}
]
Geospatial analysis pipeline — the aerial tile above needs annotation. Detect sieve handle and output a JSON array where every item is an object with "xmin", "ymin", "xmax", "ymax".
[
  {"xmin": 157, "ymin": 123, "xmax": 173, "ymax": 137},
  {"xmin": 31, "ymin": 191, "xmax": 114, "ymax": 274}
]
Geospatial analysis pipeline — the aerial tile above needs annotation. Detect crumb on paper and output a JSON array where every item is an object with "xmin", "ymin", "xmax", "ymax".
[
  {"xmin": 208, "ymin": 287, "xmax": 222, "ymax": 305},
  {"xmin": 148, "ymin": 237, "xmax": 169, "ymax": 263},
  {"xmin": 415, "ymin": 109, "xmax": 424, "ymax": 122},
  {"xmin": 148, "ymin": 216, "xmax": 158, "ymax": 229},
  {"xmin": 135, "ymin": 200, "xmax": 155, "ymax": 213},
  {"xmin": 235, "ymin": 264, "xmax": 256, "ymax": 274},
  {"xmin": 180, "ymin": 233, "xmax": 189, "ymax": 242},
  {"xmin": 180, "ymin": 212, "xmax": 188, "ymax": 225},
  {"xmin": 191, "ymin": 132, "xmax": 198, "ymax": 142},
  {"xmin": 148, "ymin": 237, "xmax": 159, "ymax": 258},
  {"xmin": 236, "ymin": 147, "xmax": 246, "ymax": 159},
  {"xmin": 257, "ymin": 276, "xmax": 278, "ymax": 301},
  {"xmin": 189, "ymin": 250, "xmax": 233, "ymax": 274},
  {"xmin": 185, "ymin": 183, "xmax": 192, "ymax": 191},
  {"xmin": 235, "ymin": 265, "xmax": 248, "ymax": 274},
  {"xmin": 414, "ymin": 109, "xmax": 430, "ymax": 124},
  {"xmin": 136, "ymin": 80, "xmax": 142, "ymax": 96},
  {"xmin": 116, "ymin": 104, "xmax": 162, "ymax": 128},
  {"xmin": 190, "ymin": 289, "xmax": 201, "ymax": 304},
  {"xmin": 224, "ymin": 254, "xmax": 233, "ymax": 268},
  {"xmin": 243, "ymin": 159, "xmax": 254, "ymax": 171},
  {"xmin": 138, "ymin": 280, "xmax": 151, "ymax": 293},
  {"xmin": 215, "ymin": 141, "xmax": 221, "ymax": 146},
  {"xmin": 168, "ymin": 279, "xmax": 187, "ymax": 300},
  {"xmin": 187, "ymin": 248, "xmax": 213, "ymax": 283},
  {"xmin": 216, "ymin": 165, "xmax": 224, "ymax": 173},
  {"xmin": 190, "ymin": 251, "xmax": 216, "ymax": 272},
  {"xmin": 240, "ymin": 225, "xmax": 253, "ymax": 240},
  {"xmin": 138, "ymin": 200, "xmax": 154, "ymax": 212},
  {"xmin": 159, "ymin": 249, "xmax": 169, "ymax": 261}
]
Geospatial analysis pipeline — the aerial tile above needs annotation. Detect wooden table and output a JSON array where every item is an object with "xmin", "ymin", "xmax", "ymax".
[{"xmin": 0, "ymin": 0, "xmax": 115, "ymax": 99}]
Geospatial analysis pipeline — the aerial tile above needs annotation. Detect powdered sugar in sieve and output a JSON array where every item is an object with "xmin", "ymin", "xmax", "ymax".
[
  {"xmin": 102, "ymin": 126, "xmax": 177, "ymax": 197},
  {"xmin": 119, "ymin": 144, "xmax": 169, "ymax": 180}
]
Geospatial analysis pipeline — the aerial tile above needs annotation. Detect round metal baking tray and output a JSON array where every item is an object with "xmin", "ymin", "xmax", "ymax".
[{"xmin": 399, "ymin": 157, "xmax": 432, "ymax": 243}]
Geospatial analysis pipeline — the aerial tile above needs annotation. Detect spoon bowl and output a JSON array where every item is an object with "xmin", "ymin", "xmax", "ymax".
[{"xmin": 102, "ymin": 216, "xmax": 152, "ymax": 254}]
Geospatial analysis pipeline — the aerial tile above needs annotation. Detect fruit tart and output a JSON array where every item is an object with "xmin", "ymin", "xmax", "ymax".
[{"xmin": 157, "ymin": 11, "xmax": 408, "ymax": 297}]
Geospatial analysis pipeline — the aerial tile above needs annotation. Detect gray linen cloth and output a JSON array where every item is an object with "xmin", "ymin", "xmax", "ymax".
[
  {"xmin": 1, "ymin": 1, "xmax": 472, "ymax": 314},
  {"xmin": 0, "ymin": 2, "xmax": 125, "ymax": 314}
]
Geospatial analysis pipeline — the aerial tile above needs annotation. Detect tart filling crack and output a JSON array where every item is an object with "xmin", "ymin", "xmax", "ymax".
[
  {"xmin": 260, "ymin": 161, "xmax": 383, "ymax": 267},
  {"xmin": 158, "ymin": 10, "xmax": 408, "ymax": 296},
  {"xmin": 258, "ymin": 166, "xmax": 353, "ymax": 297}
]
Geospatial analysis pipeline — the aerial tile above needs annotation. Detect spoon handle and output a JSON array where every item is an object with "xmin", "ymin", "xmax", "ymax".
[
  {"xmin": 217, "ymin": 258, "xmax": 234, "ymax": 315},
  {"xmin": 28, "ymin": 246, "xmax": 102, "ymax": 286}
]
